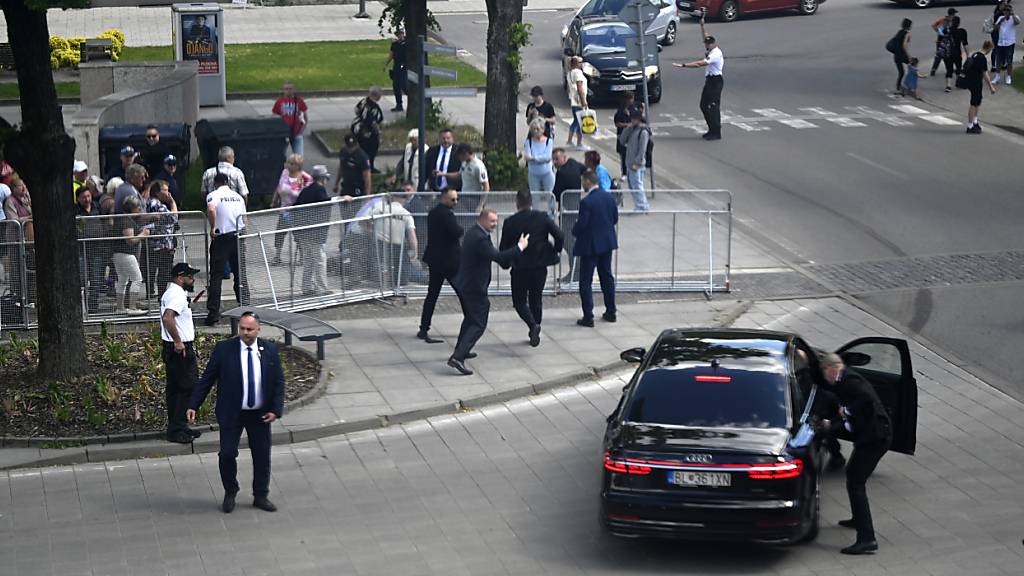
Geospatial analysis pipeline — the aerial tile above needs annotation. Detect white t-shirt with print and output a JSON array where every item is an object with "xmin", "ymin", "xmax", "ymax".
[
  {"xmin": 997, "ymin": 15, "xmax": 1019, "ymax": 47},
  {"xmin": 567, "ymin": 68, "xmax": 587, "ymax": 107}
]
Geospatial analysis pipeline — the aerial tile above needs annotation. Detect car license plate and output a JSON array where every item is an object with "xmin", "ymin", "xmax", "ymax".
[
  {"xmin": 669, "ymin": 471, "xmax": 731, "ymax": 487},
  {"xmin": 609, "ymin": 84, "xmax": 635, "ymax": 92}
]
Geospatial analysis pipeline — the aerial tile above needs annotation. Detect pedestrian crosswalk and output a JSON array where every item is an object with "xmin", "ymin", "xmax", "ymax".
[{"xmin": 565, "ymin": 103, "xmax": 964, "ymax": 140}]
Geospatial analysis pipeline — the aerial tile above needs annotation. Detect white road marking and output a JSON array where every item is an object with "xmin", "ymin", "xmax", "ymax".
[
  {"xmin": 825, "ymin": 117, "xmax": 868, "ymax": 127},
  {"xmin": 846, "ymin": 152, "xmax": 909, "ymax": 180},
  {"xmin": 752, "ymin": 108, "xmax": 791, "ymax": 118},
  {"xmin": 731, "ymin": 122, "xmax": 770, "ymax": 132},
  {"xmin": 920, "ymin": 114, "xmax": 961, "ymax": 126},
  {"xmin": 847, "ymin": 106, "xmax": 914, "ymax": 126},
  {"xmin": 889, "ymin": 104, "xmax": 931, "ymax": 114},
  {"xmin": 799, "ymin": 107, "xmax": 837, "ymax": 116},
  {"xmin": 777, "ymin": 119, "xmax": 818, "ymax": 129}
]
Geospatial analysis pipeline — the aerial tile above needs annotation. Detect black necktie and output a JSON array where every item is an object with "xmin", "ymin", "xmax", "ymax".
[
  {"xmin": 437, "ymin": 147, "xmax": 447, "ymax": 189},
  {"xmin": 246, "ymin": 347, "xmax": 256, "ymax": 408}
]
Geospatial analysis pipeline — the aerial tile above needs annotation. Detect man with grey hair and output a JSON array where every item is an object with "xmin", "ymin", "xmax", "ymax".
[
  {"xmin": 819, "ymin": 352, "xmax": 892, "ymax": 555},
  {"xmin": 114, "ymin": 164, "xmax": 147, "ymax": 214},
  {"xmin": 293, "ymin": 165, "xmax": 333, "ymax": 295},
  {"xmin": 352, "ymin": 86, "xmax": 384, "ymax": 174},
  {"xmin": 201, "ymin": 146, "xmax": 250, "ymax": 200}
]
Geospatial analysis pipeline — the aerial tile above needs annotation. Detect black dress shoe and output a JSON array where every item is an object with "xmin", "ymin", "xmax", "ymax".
[
  {"xmin": 204, "ymin": 316, "xmax": 219, "ymax": 327},
  {"xmin": 601, "ymin": 313, "xmax": 617, "ymax": 323},
  {"xmin": 447, "ymin": 357, "xmax": 473, "ymax": 375},
  {"xmin": 417, "ymin": 330, "xmax": 444, "ymax": 344},
  {"xmin": 837, "ymin": 519, "xmax": 856, "ymax": 529},
  {"xmin": 702, "ymin": 133, "xmax": 722, "ymax": 141},
  {"xmin": 577, "ymin": 317, "xmax": 594, "ymax": 327},
  {"xmin": 253, "ymin": 497, "xmax": 277, "ymax": 512},
  {"xmin": 166, "ymin": 432, "xmax": 194, "ymax": 444},
  {"xmin": 222, "ymin": 492, "xmax": 237, "ymax": 513},
  {"xmin": 529, "ymin": 324, "xmax": 541, "ymax": 347},
  {"xmin": 189, "ymin": 429, "xmax": 202, "ymax": 438},
  {"xmin": 465, "ymin": 352, "xmax": 477, "ymax": 359},
  {"xmin": 840, "ymin": 540, "xmax": 878, "ymax": 555}
]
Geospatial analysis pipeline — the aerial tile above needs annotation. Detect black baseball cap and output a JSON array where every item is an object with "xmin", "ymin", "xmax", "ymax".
[
  {"xmin": 947, "ymin": 7, "xmax": 957, "ymax": 15},
  {"xmin": 704, "ymin": 35, "xmax": 716, "ymax": 45},
  {"xmin": 171, "ymin": 262, "xmax": 201, "ymax": 277},
  {"xmin": 163, "ymin": 154, "xmax": 177, "ymax": 166}
]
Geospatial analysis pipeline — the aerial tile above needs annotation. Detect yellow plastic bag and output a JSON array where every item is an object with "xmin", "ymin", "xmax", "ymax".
[{"xmin": 580, "ymin": 109, "xmax": 598, "ymax": 135}]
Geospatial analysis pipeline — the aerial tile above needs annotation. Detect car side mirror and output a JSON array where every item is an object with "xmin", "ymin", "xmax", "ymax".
[
  {"xmin": 620, "ymin": 347, "xmax": 646, "ymax": 363},
  {"xmin": 564, "ymin": 47, "xmax": 575, "ymax": 57},
  {"xmin": 841, "ymin": 351, "xmax": 871, "ymax": 367}
]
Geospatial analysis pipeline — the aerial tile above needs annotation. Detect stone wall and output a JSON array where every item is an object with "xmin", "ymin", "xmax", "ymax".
[{"xmin": 72, "ymin": 60, "xmax": 199, "ymax": 174}]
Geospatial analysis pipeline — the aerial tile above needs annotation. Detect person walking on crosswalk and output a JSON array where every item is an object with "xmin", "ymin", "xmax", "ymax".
[{"xmin": 673, "ymin": 10, "xmax": 724, "ymax": 141}]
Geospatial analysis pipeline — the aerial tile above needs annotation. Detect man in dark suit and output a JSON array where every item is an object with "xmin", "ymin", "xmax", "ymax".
[
  {"xmin": 551, "ymin": 147, "xmax": 584, "ymax": 208},
  {"xmin": 187, "ymin": 311, "xmax": 285, "ymax": 514},
  {"xmin": 572, "ymin": 169, "xmax": 618, "ymax": 327},
  {"xmin": 819, "ymin": 353, "xmax": 892, "ymax": 555},
  {"xmin": 499, "ymin": 190, "xmax": 563, "ymax": 347},
  {"xmin": 418, "ymin": 187, "xmax": 463, "ymax": 343},
  {"xmin": 422, "ymin": 128, "xmax": 460, "ymax": 192},
  {"xmin": 448, "ymin": 208, "xmax": 529, "ymax": 375}
]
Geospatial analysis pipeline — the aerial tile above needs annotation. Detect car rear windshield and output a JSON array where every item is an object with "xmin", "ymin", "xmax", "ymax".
[
  {"xmin": 625, "ymin": 338, "xmax": 790, "ymax": 428},
  {"xmin": 581, "ymin": 24, "xmax": 636, "ymax": 55}
]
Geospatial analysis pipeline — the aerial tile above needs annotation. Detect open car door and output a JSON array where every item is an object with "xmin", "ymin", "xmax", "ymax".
[{"xmin": 835, "ymin": 337, "xmax": 918, "ymax": 455}]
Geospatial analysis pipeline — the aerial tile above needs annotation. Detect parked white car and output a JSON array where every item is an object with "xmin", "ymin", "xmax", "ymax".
[{"xmin": 561, "ymin": 0, "xmax": 680, "ymax": 46}]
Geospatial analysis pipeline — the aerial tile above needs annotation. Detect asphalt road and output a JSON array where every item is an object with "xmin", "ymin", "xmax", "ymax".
[{"xmin": 438, "ymin": 0, "xmax": 1024, "ymax": 401}]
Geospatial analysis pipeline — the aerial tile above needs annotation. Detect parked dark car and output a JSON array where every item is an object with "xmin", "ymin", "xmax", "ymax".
[
  {"xmin": 562, "ymin": 17, "xmax": 663, "ymax": 104},
  {"xmin": 676, "ymin": 0, "xmax": 824, "ymax": 23},
  {"xmin": 601, "ymin": 328, "xmax": 917, "ymax": 543}
]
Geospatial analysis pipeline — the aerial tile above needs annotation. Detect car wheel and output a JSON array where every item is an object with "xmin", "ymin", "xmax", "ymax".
[
  {"xmin": 798, "ymin": 0, "xmax": 818, "ymax": 15},
  {"xmin": 719, "ymin": 0, "xmax": 739, "ymax": 22},
  {"xmin": 648, "ymin": 79, "xmax": 662, "ymax": 104},
  {"xmin": 661, "ymin": 21, "xmax": 677, "ymax": 46},
  {"xmin": 800, "ymin": 476, "xmax": 821, "ymax": 543},
  {"xmin": 912, "ymin": 0, "xmax": 931, "ymax": 7}
]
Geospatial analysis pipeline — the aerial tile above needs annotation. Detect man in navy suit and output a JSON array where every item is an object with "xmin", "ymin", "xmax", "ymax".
[
  {"xmin": 448, "ymin": 208, "xmax": 529, "ymax": 375},
  {"xmin": 187, "ymin": 311, "xmax": 285, "ymax": 513},
  {"xmin": 572, "ymin": 169, "xmax": 618, "ymax": 327}
]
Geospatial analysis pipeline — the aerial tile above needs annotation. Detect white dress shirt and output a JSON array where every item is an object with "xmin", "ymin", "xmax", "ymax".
[
  {"xmin": 240, "ymin": 340, "xmax": 263, "ymax": 410},
  {"xmin": 705, "ymin": 46, "xmax": 724, "ymax": 77}
]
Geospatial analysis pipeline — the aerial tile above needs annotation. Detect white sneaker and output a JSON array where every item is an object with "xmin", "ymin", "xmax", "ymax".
[
  {"xmin": 993, "ymin": 73, "xmax": 1002, "ymax": 84},
  {"xmin": 1006, "ymin": 76, "xmax": 1012, "ymax": 85}
]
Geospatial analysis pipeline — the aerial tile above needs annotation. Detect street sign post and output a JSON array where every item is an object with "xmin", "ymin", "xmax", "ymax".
[
  {"xmin": 415, "ymin": 37, "xmax": 478, "ymax": 189},
  {"xmin": 619, "ymin": 0, "xmax": 658, "ymax": 188}
]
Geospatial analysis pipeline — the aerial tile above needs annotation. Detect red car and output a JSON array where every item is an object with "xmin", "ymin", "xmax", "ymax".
[{"xmin": 676, "ymin": 0, "xmax": 823, "ymax": 22}]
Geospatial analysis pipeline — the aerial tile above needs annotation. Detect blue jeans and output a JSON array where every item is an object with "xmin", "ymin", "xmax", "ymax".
[
  {"xmin": 569, "ymin": 106, "xmax": 583, "ymax": 136},
  {"xmin": 288, "ymin": 134, "xmax": 304, "ymax": 157},
  {"xmin": 529, "ymin": 170, "xmax": 556, "ymax": 217},
  {"xmin": 579, "ymin": 251, "xmax": 615, "ymax": 320},
  {"xmin": 627, "ymin": 167, "xmax": 649, "ymax": 212}
]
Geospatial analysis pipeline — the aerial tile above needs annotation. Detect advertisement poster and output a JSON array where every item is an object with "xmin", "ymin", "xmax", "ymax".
[{"xmin": 180, "ymin": 13, "xmax": 219, "ymax": 74}]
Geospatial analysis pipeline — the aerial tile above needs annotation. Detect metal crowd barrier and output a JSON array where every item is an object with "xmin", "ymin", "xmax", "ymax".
[
  {"xmin": 0, "ymin": 219, "xmax": 29, "ymax": 331},
  {"xmin": 558, "ymin": 189, "xmax": 732, "ymax": 294}
]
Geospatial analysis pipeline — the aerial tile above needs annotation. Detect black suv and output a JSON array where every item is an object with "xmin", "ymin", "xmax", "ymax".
[
  {"xmin": 562, "ymin": 17, "xmax": 663, "ymax": 104},
  {"xmin": 601, "ymin": 329, "xmax": 918, "ymax": 543}
]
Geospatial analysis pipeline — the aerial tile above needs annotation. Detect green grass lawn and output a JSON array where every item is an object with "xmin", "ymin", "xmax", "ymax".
[
  {"xmin": 0, "ymin": 81, "xmax": 80, "ymax": 99},
  {"xmin": 121, "ymin": 41, "xmax": 485, "ymax": 93}
]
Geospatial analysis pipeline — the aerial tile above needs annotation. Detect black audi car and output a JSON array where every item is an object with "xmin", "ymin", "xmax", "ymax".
[
  {"xmin": 562, "ymin": 16, "xmax": 663, "ymax": 104},
  {"xmin": 601, "ymin": 329, "xmax": 917, "ymax": 543}
]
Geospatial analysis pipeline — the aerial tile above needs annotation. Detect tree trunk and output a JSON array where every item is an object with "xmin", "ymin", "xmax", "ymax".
[
  {"xmin": 404, "ymin": 0, "xmax": 431, "ymax": 124},
  {"xmin": 483, "ymin": 0, "xmax": 524, "ymax": 152},
  {"xmin": 1, "ymin": 0, "xmax": 87, "ymax": 381}
]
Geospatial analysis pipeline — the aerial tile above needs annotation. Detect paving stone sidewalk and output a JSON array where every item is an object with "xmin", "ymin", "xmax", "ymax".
[{"xmin": 1, "ymin": 296, "xmax": 1022, "ymax": 576}]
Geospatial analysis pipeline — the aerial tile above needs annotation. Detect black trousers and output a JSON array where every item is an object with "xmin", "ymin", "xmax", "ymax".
[
  {"xmin": 357, "ymin": 133, "xmax": 381, "ymax": 171},
  {"xmin": 511, "ymin": 266, "xmax": 547, "ymax": 328},
  {"xmin": 207, "ymin": 233, "xmax": 245, "ymax": 320},
  {"xmin": 700, "ymin": 75, "xmax": 724, "ymax": 136},
  {"xmin": 846, "ymin": 438, "xmax": 890, "ymax": 543},
  {"xmin": 579, "ymin": 251, "xmax": 616, "ymax": 320},
  {"xmin": 420, "ymin": 264, "xmax": 459, "ymax": 332},
  {"xmin": 145, "ymin": 247, "xmax": 174, "ymax": 299},
  {"xmin": 162, "ymin": 341, "xmax": 197, "ymax": 436},
  {"xmin": 390, "ymin": 67, "xmax": 405, "ymax": 109},
  {"xmin": 453, "ymin": 292, "xmax": 489, "ymax": 361},
  {"xmin": 219, "ymin": 410, "xmax": 272, "ymax": 497}
]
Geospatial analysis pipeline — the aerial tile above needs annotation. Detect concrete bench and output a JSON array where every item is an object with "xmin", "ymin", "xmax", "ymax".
[{"xmin": 223, "ymin": 307, "xmax": 341, "ymax": 361}]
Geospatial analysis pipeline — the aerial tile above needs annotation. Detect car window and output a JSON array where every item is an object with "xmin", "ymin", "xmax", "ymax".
[
  {"xmin": 843, "ymin": 342, "xmax": 902, "ymax": 376},
  {"xmin": 581, "ymin": 23, "xmax": 636, "ymax": 55},
  {"xmin": 580, "ymin": 0, "xmax": 629, "ymax": 17},
  {"xmin": 626, "ymin": 368, "xmax": 789, "ymax": 429}
]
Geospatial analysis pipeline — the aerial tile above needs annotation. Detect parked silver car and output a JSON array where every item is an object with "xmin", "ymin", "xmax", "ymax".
[{"xmin": 561, "ymin": 0, "xmax": 680, "ymax": 46}]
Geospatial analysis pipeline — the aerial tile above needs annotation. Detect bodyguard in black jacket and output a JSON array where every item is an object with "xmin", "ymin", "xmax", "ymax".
[
  {"xmin": 447, "ymin": 208, "xmax": 528, "ymax": 375},
  {"xmin": 418, "ymin": 188, "xmax": 463, "ymax": 343},
  {"xmin": 821, "ymin": 353, "xmax": 893, "ymax": 556},
  {"xmin": 499, "ymin": 190, "xmax": 564, "ymax": 347}
]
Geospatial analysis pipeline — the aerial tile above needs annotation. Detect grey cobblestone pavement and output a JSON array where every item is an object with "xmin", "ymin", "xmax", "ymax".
[
  {"xmin": 2, "ymin": 297, "xmax": 1023, "ymax": 575},
  {"xmin": 807, "ymin": 251, "xmax": 1024, "ymax": 294}
]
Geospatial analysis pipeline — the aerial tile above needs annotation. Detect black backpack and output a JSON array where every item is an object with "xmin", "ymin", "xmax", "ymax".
[{"xmin": 885, "ymin": 32, "xmax": 900, "ymax": 54}]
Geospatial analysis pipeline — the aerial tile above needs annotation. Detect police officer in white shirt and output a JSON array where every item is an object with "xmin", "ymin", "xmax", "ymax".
[
  {"xmin": 161, "ymin": 262, "xmax": 204, "ymax": 443},
  {"xmin": 205, "ymin": 172, "xmax": 248, "ymax": 326},
  {"xmin": 674, "ymin": 10, "xmax": 724, "ymax": 141}
]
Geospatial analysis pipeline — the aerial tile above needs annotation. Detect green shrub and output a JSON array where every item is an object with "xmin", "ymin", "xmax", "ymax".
[
  {"xmin": 483, "ymin": 147, "xmax": 528, "ymax": 193},
  {"xmin": 49, "ymin": 36, "xmax": 71, "ymax": 52}
]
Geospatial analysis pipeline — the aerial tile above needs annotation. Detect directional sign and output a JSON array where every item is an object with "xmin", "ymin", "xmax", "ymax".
[
  {"xmin": 424, "ymin": 65, "xmax": 457, "ymax": 80},
  {"xmin": 423, "ymin": 87, "xmax": 477, "ymax": 98},
  {"xmin": 618, "ymin": 0, "xmax": 660, "ymax": 26},
  {"xmin": 406, "ymin": 69, "xmax": 419, "ymax": 84},
  {"xmin": 625, "ymin": 34, "xmax": 660, "ymax": 68},
  {"xmin": 423, "ymin": 43, "xmax": 457, "ymax": 56}
]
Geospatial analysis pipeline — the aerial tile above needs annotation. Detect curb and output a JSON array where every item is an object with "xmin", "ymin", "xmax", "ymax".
[
  {"xmin": 0, "ymin": 357, "xmax": 630, "ymax": 470},
  {"xmin": 0, "ymin": 344, "xmax": 326, "ymax": 451}
]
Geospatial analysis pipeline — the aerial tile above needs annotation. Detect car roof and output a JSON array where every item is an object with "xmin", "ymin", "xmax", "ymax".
[{"xmin": 646, "ymin": 328, "xmax": 794, "ymax": 369}]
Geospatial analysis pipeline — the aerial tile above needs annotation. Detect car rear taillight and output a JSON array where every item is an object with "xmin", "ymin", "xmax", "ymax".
[
  {"xmin": 747, "ymin": 459, "xmax": 803, "ymax": 480},
  {"xmin": 694, "ymin": 375, "xmax": 731, "ymax": 383},
  {"xmin": 603, "ymin": 452, "xmax": 652, "ymax": 475}
]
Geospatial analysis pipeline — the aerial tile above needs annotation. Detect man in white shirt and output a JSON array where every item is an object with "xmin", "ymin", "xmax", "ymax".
[
  {"xmin": 565, "ymin": 56, "xmax": 589, "ymax": 150},
  {"xmin": 369, "ymin": 189, "xmax": 419, "ymax": 285},
  {"xmin": 673, "ymin": 11, "xmax": 724, "ymax": 141},
  {"xmin": 205, "ymin": 172, "xmax": 248, "ymax": 326},
  {"xmin": 992, "ymin": 3, "xmax": 1020, "ymax": 85},
  {"xmin": 201, "ymin": 146, "xmax": 250, "ymax": 200},
  {"xmin": 160, "ymin": 262, "xmax": 204, "ymax": 444}
]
